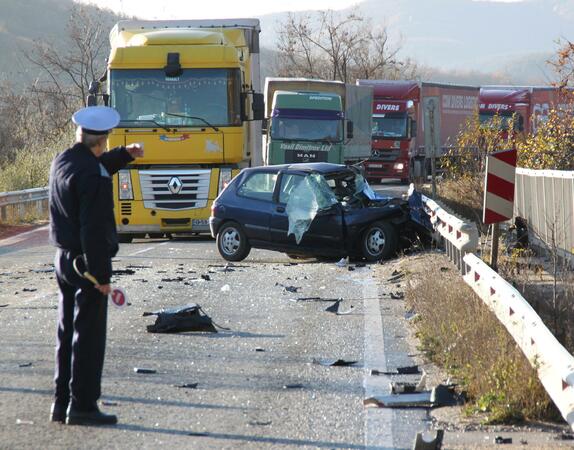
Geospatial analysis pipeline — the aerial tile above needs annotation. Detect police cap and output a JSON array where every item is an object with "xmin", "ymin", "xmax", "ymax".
[{"xmin": 72, "ymin": 106, "xmax": 120, "ymax": 135}]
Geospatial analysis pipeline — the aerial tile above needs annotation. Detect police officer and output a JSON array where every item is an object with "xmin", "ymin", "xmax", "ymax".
[{"xmin": 49, "ymin": 106, "xmax": 143, "ymax": 425}]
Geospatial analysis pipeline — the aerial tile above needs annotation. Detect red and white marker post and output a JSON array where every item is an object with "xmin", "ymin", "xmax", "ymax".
[{"xmin": 483, "ymin": 148, "xmax": 517, "ymax": 270}]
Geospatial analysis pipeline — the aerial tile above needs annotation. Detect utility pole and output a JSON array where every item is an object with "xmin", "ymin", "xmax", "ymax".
[{"xmin": 428, "ymin": 100, "xmax": 437, "ymax": 197}]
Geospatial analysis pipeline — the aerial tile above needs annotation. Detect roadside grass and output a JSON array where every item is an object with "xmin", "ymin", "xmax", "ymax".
[
  {"xmin": 405, "ymin": 254, "xmax": 560, "ymax": 424},
  {"xmin": 0, "ymin": 145, "xmax": 59, "ymax": 193}
]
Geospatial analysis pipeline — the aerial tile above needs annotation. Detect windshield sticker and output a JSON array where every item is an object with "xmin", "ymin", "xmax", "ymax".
[
  {"xmin": 279, "ymin": 143, "xmax": 332, "ymax": 152},
  {"xmin": 160, "ymin": 134, "xmax": 190, "ymax": 142}
]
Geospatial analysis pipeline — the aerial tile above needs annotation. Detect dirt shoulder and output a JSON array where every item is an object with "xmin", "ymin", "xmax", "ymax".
[{"xmin": 382, "ymin": 252, "xmax": 574, "ymax": 449}]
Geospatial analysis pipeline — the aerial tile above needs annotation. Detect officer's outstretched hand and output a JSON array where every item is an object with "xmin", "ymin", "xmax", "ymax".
[
  {"xmin": 95, "ymin": 283, "xmax": 112, "ymax": 296},
  {"xmin": 126, "ymin": 143, "xmax": 144, "ymax": 159}
]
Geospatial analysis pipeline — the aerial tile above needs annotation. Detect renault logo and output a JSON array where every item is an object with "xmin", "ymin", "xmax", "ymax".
[{"xmin": 168, "ymin": 177, "xmax": 183, "ymax": 194}]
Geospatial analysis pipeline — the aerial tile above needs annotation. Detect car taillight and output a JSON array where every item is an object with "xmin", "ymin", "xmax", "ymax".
[
  {"xmin": 118, "ymin": 170, "xmax": 133, "ymax": 200},
  {"xmin": 218, "ymin": 168, "xmax": 232, "ymax": 194}
]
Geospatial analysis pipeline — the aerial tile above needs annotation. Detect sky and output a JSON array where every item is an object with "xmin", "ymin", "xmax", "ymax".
[{"xmin": 77, "ymin": 0, "xmax": 524, "ymax": 20}]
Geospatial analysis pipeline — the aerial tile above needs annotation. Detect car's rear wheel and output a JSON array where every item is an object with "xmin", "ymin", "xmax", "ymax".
[
  {"xmin": 216, "ymin": 222, "xmax": 251, "ymax": 261},
  {"xmin": 361, "ymin": 221, "xmax": 397, "ymax": 261}
]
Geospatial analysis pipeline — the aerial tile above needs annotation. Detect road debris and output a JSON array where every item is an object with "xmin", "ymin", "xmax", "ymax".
[
  {"xmin": 101, "ymin": 401, "xmax": 119, "ymax": 406},
  {"xmin": 390, "ymin": 292, "xmax": 404, "ymax": 300},
  {"xmin": 16, "ymin": 419, "xmax": 34, "ymax": 425},
  {"xmin": 283, "ymin": 383, "xmax": 305, "ymax": 389},
  {"xmin": 412, "ymin": 430, "xmax": 444, "ymax": 450},
  {"xmin": 387, "ymin": 271, "xmax": 405, "ymax": 283},
  {"xmin": 494, "ymin": 436, "xmax": 512, "ymax": 444},
  {"xmin": 220, "ymin": 284, "xmax": 230, "ymax": 292},
  {"xmin": 201, "ymin": 274, "xmax": 211, "ymax": 281},
  {"xmin": 22, "ymin": 288, "xmax": 37, "ymax": 292},
  {"xmin": 371, "ymin": 365, "xmax": 421, "ymax": 375},
  {"xmin": 335, "ymin": 257, "xmax": 348, "ymax": 267},
  {"xmin": 248, "ymin": 420, "xmax": 272, "ymax": 426},
  {"xmin": 134, "ymin": 368, "xmax": 156, "ymax": 374},
  {"xmin": 144, "ymin": 304, "xmax": 220, "ymax": 333},
  {"xmin": 175, "ymin": 383, "xmax": 199, "ymax": 389},
  {"xmin": 313, "ymin": 358, "xmax": 358, "ymax": 367},
  {"xmin": 18, "ymin": 362, "xmax": 32, "ymax": 368},
  {"xmin": 276, "ymin": 282, "xmax": 301, "ymax": 293},
  {"xmin": 364, "ymin": 383, "xmax": 460, "ymax": 408},
  {"xmin": 254, "ymin": 347, "xmax": 265, "ymax": 352},
  {"xmin": 187, "ymin": 431, "xmax": 209, "ymax": 437},
  {"xmin": 161, "ymin": 277, "xmax": 184, "ymax": 282},
  {"xmin": 112, "ymin": 269, "xmax": 136, "ymax": 276}
]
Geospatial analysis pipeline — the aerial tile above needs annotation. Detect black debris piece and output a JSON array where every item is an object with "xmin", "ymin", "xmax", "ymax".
[
  {"xmin": 188, "ymin": 270, "xmax": 196, "ymax": 274},
  {"xmin": 127, "ymin": 265, "xmax": 151, "ymax": 269},
  {"xmin": 201, "ymin": 274, "xmax": 211, "ymax": 281},
  {"xmin": 134, "ymin": 368, "xmax": 156, "ymax": 374},
  {"xmin": 112, "ymin": 269, "xmax": 136, "ymax": 276},
  {"xmin": 18, "ymin": 362, "xmax": 32, "ymax": 368},
  {"xmin": 387, "ymin": 272, "xmax": 405, "ymax": 283},
  {"xmin": 390, "ymin": 292, "xmax": 404, "ymax": 300},
  {"xmin": 295, "ymin": 297, "xmax": 340, "ymax": 303},
  {"xmin": 144, "ymin": 303, "xmax": 219, "ymax": 333},
  {"xmin": 325, "ymin": 299, "xmax": 343, "ymax": 313},
  {"xmin": 313, "ymin": 358, "xmax": 358, "ymax": 367},
  {"xmin": 0, "ymin": 304, "xmax": 9, "ymax": 308},
  {"xmin": 254, "ymin": 347, "xmax": 265, "ymax": 352},
  {"xmin": 494, "ymin": 436, "xmax": 512, "ymax": 444},
  {"xmin": 187, "ymin": 431, "xmax": 208, "ymax": 437},
  {"xmin": 390, "ymin": 382, "xmax": 420, "ymax": 394},
  {"xmin": 161, "ymin": 277, "xmax": 184, "ymax": 282},
  {"xmin": 430, "ymin": 384, "xmax": 461, "ymax": 407},
  {"xmin": 558, "ymin": 432, "xmax": 574, "ymax": 440},
  {"xmin": 355, "ymin": 263, "xmax": 366, "ymax": 268},
  {"xmin": 348, "ymin": 266, "xmax": 356, "ymax": 271},
  {"xmin": 440, "ymin": 267, "xmax": 449, "ymax": 272},
  {"xmin": 157, "ymin": 286, "xmax": 163, "ymax": 289},
  {"xmin": 248, "ymin": 420, "xmax": 272, "ymax": 426},
  {"xmin": 157, "ymin": 270, "xmax": 167, "ymax": 274},
  {"xmin": 22, "ymin": 288, "xmax": 37, "ymax": 292},
  {"xmin": 283, "ymin": 383, "xmax": 305, "ymax": 389},
  {"xmin": 284, "ymin": 262, "xmax": 298, "ymax": 266},
  {"xmin": 412, "ymin": 430, "xmax": 444, "ymax": 450},
  {"xmin": 371, "ymin": 365, "xmax": 421, "ymax": 376},
  {"xmin": 101, "ymin": 401, "xmax": 118, "ymax": 406},
  {"xmin": 32, "ymin": 268, "xmax": 54, "ymax": 273},
  {"xmin": 175, "ymin": 383, "xmax": 199, "ymax": 389},
  {"xmin": 276, "ymin": 282, "xmax": 301, "ymax": 293}
]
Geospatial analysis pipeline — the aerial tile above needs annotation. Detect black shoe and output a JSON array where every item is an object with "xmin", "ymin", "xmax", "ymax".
[
  {"xmin": 50, "ymin": 403, "xmax": 67, "ymax": 423},
  {"xmin": 66, "ymin": 406, "xmax": 118, "ymax": 426}
]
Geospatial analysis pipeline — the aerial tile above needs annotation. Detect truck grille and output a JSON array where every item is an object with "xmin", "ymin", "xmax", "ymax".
[
  {"xmin": 372, "ymin": 149, "xmax": 401, "ymax": 162},
  {"xmin": 138, "ymin": 170, "xmax": 211, "ymax": 210}
]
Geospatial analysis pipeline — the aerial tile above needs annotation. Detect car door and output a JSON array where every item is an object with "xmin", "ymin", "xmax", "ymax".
[
  {"xmin": 270, "ymin": 171, "xmax": 345, "ymax": 254},
  {"xmin": 232, "ymin": 171, "xmax": 278, "ymax": 244}
]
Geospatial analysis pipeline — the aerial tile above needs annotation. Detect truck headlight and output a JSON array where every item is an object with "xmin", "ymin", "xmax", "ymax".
[
  {"xmin": 394, "ymin": 163, "xmax": 405, "ymax": 171},
  {"xmin": 218, "ymin": 168, "xmax": 232, "ymax": 194},
  {"xmin": 118, "ymin": 170, "xmax": 133, "ymax": 200}
]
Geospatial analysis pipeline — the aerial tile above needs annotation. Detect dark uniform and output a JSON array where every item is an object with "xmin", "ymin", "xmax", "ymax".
[{"xmin": 49, "ymin": 142, "xmax": 133, "ymax": 414}]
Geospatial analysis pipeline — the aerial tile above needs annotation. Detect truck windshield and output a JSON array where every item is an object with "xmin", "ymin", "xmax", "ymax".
[
  {"xmin": 270, "ymin": 118, "xmax": 342, "ymax": 142},
  {"xmin": 110, "ymin": 68, "xmax": 241, "ymax": 127},
  {"xmin": 372, "ymin": 115, "xmax": 408, "ymax": 138},
  {"xmin": 479, "ymin": 112, "xmax": 517, "ymax": 131}
]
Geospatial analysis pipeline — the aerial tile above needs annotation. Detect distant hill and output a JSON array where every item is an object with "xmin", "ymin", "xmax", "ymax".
[{"xmin": 1, "ymin": 0, "xmax": 572, "ymax": 88}]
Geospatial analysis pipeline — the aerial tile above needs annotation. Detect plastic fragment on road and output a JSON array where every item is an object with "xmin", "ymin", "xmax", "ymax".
[
  {"xmin": 143, "ymin": 303, "xmax": 218, "ymax": 333},
  {"xmin": 335, "ymin": 257, "xmax": 348, "ymax": 267},
  {"xmin": 412, "ymin": 430, "xmax": 444, "ymax": 450},
  {"xmin": 371, "ymin": 365, "xmax": 421, "ymax": 375},
  {"xmin": 313, "ymin": 358, "xmax": 358, "ymax": 367},
  {"xmin": 494, "ymin": 436, "xmax": 512, "ymax": 444},
  {"xmin": 285, "ymin": 174, "xmax": 338, "ymax": 244},
  {"xmin": 175, "ymin": 383, "xmax": 199, "ymax": 389},
  {"xmin": 220, "ymin": 284, "xmax": 230, "ymax": 292},
  {"xmin": 283, "ymin": 383, "xmax": 305, "ymax": 389},
  {"xmin": 325, "ymin": 299, "xmax": 343, "ymax": 313},
  {"xmin": 364, "ymin": 384, "xmax": 460, "ymax": 408},
  {"xmin": 134, "ymin": 367, "xmax": 156, "ymax": 374}
]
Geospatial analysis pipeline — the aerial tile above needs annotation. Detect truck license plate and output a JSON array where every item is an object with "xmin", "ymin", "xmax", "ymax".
[{"xmin": 191, "ymin": 219, "xmax": 209, "ymax": 229}]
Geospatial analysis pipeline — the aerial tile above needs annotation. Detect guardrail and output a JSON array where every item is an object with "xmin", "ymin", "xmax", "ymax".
[
  {"xmin": 0, "ymin": 187, "xmax": 49, "ymax": 224},
  {"xmin": 463, "ymin": 253, "xmax": 574, "ymax": 429}
]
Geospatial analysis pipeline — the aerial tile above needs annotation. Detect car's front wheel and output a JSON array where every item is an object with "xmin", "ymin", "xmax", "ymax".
[
  {"xmin": 216, "ymin": 222, "xmax": 251, "ymax": 261},
  {"xmin": 360, "ymin": 221, "xmax": 397, "ymax": 261}
]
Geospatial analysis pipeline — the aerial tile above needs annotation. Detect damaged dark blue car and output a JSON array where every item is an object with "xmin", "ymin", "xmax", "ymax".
[{"xmin": 209, "ymin": 163, "xmax": 429, "ymax": 262}]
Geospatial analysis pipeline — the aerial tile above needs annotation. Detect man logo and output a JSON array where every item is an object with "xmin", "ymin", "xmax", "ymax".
[{"xmin": 168, "ymin": 177, "xmax": 183, "ymax": 194}]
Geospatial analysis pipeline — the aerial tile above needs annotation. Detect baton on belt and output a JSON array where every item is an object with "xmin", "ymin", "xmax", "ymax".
[{"xmin": 72, "ymin": 255, "xmax": 127, "ymax": 308}]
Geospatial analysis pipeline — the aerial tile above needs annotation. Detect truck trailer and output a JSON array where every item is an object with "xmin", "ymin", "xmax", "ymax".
[
  {"xmin": 357, "ymin": 80, "xmax": 480, "ymax": 182},
  {"xmin": 87, "ymin": 19, "xmax": 264, "ymax": 241},
  {"xmin": 263, "ymin": 78, "xmax": 373, "ymax": 165}
]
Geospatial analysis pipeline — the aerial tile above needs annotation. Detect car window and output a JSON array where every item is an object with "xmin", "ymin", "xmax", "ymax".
[
  {"xmin": 237, "ymin": 172, "xmax": 277, "ymax": 201},
  {"xmin": 279, "ymin": 173, "xmax": 305, "ymax": 204}
]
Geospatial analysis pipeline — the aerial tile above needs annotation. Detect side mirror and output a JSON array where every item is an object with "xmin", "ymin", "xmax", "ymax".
[
  {"xmin": 88, "ymin": 80, "xmax": 100, "ymax": 95},
  {"xmin": 346, "ymin": 120, "xmax": 354, "ymax": 139},
  {"xmin": 87, "ymin": 94, "xmax": 97, "ymax": 107},
  {"xmin": 252, "ymin": 93, "xmax": 265, "ymax": 121},
  {"xmin": 261, "ymin": 118, "xmax": 268, "ymax": 133},
  {"xmin": 102, "ymin": 94, "xmax": 110, "ymax": 107},
  {"xmin": 411, "ymin": 119, "xmax": 417, "ymax": 138}
]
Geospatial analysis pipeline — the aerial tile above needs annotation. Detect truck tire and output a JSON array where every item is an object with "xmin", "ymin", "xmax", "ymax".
[
  {"xmin": 118, "ymin": 234, "xmax": 133, "ymax": 244},
  {"xmin": 216, "ymin": 222, "xmax": 251, "ymax": 261},
  {"xmin": 360, "ymin": 221, "xmax": 397, "ymax": 261}
]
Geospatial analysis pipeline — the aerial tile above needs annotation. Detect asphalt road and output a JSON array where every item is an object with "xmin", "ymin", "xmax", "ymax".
[{"xmin": 0, "ymin": 183, "xmax": 439, "ymax": 449}]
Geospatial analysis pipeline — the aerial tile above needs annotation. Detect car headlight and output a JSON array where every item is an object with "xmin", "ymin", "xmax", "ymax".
[
  {"xmin": 218, "ymin": 168, "xmax": 232, "ymax": 194},
  {"xmin": 394, "ymin": 163, "xmax": 405, "ymax": 171},
  {"xmin": 118, "ymin": 170, "xmax": 133, "ymax": 200}
]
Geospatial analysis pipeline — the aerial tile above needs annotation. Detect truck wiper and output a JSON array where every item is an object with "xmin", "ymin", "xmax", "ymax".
[
  {"xmin": 163, "ymin": 113, "xmax": 220, "ymax": 132},
  {"xmin": 119, "ymin": 119, "xmax": 171, "ymax": 132}
]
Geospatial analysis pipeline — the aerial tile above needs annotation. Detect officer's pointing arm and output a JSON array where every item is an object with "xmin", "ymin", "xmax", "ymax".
[
  {"xmin": 98, "ymin": 147, "xmax": 134, "ymax": 176},
  {"xmin": 77, "ymin": 171, "xmax": 112, "ymax": 285}
]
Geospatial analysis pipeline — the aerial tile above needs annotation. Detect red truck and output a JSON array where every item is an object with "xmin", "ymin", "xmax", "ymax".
[
  {"xmin": 479, "ymin": 86, "xmax": 571, "ymax": 136},
  {"xmin": 357, "ymin": 80, "xmax": 480, "ymax": 182}
]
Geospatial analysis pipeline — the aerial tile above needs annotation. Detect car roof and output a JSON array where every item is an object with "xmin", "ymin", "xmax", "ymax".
[{"xmin": 244, "ymin": 163, "xmax": 353, "ymax": 176}]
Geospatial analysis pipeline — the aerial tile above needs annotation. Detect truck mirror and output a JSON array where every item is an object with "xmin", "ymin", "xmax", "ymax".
[
  {"xmin": 164, "ymin": 53, "xmax": 182, "ymax": 77},
  {"xmin": 261, "ymin": 118, "xmax": 268, "ymax": 133},
  {"xmin": 102, "ymin": 94, "xmax": 110, "ymax": 107},
  {"xmin": 252, "ymin": 93, "xmax": 265, "ymax": 121},
  {"xmin": 411, "ymin": 119, "xmax": 417, "ymax": 138},
  {"xmin": 346, "ymin": 120, "xmax": 354, "ymax": 139},
  {"xmin": 86, "ymin": 94, "xmax": 97, "ymax": 107},
  {"xmin": 88, "ymin": 81, "xmax": 100, "ymax": 95}
]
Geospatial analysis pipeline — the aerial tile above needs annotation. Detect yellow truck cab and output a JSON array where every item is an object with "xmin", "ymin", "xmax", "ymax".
[{"xmin": 89, "ymin": 19, "xmax": 263, "ymax": 242}]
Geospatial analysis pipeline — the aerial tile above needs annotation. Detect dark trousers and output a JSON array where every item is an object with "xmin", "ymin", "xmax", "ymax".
[{"xmin": 53, "ymin": 249, "xmax": 108, "ymax": 411}]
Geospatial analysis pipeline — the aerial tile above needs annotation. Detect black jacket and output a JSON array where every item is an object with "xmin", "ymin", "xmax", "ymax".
[{"xmin": 49, "ymin": 143, "xmax": 133, "ymax": 284}]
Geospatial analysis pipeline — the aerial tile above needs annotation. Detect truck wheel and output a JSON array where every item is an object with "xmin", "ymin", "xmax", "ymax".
[
  {"xmin": 118, "ymin": 234, "xmax": 133, "ymax": 244},
  {"xmin": 360, "ymin": 221, "xmax": 397, "ymax": 261},
  {"xmin": 217, "ymin": 222, "xmax": 251, "ymax": 261}
]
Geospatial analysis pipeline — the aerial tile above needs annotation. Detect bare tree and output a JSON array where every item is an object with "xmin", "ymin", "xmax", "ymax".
[{"xmin": 276, "ymin": 9, "xmax": 417, "ymax": 82}]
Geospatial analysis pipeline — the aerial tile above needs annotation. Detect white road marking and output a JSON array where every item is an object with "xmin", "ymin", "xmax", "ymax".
[
  {"xmin": 127, "ymin": 241, "xmax": 169, "ymax": 257},
  {"xmin": 363, "ymin": 271, "xmax": 395, "ymax": 449}
]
